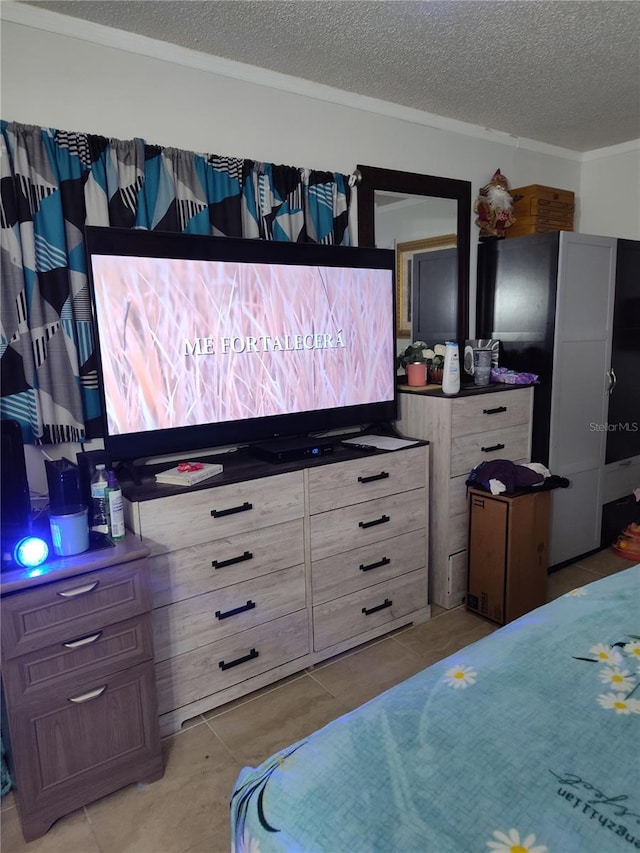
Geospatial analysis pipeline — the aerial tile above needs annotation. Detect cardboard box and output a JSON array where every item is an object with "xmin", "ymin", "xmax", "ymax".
[{"xmin": 466, "ymin": 487, "xmax": 551, "ymax": 625}]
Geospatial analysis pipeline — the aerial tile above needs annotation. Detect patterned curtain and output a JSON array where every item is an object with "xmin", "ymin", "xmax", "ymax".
[{"xmin": 0, "ymin": 121, "xmax": 352, "ymax": 444}]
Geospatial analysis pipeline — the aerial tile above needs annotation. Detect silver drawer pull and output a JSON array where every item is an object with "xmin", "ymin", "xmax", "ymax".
[
  {"xmin": 68, "ymin": 685, "xmax": 107, "ymax": 704},
  {"xmin": 63, "ymin": 632, "xmax": 102, "ymax": 649},
  {"xmin": 57, "ymin": 581, "xmax": 99, "ymax": 598}
]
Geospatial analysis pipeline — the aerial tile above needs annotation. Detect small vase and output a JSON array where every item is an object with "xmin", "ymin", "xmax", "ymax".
[
  {"xmin": 429, "ymin": 365, "xmax": 444, "ymax": 385},
  {"xmin": 406, "ymin": 362, "xmax": 427, "ymax": 387}
]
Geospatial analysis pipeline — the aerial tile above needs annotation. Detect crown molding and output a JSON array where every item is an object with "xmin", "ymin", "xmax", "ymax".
[
  {"xmin": 581, "ymin": 139, "xmax": 640, "ymax": 162},
  {"xmin": 2, "ymin": 1, "xmax": 583, "ymax": 161}
]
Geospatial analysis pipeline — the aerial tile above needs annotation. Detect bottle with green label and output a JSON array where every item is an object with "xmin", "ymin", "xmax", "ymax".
[{"xmin": 90, "ymin": 464, "xmax": 109, "ymax": 534}]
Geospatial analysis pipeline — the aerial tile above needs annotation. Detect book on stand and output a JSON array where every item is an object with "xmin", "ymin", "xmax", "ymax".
[{"xmin": 154, "ymin": 462, "xmax": 223, "ymax": 487}]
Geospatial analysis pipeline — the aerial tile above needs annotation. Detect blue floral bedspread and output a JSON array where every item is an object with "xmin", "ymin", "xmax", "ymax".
[{"xmin": 231, "ymin": 565, "xmax": 640, "ymax": 852}]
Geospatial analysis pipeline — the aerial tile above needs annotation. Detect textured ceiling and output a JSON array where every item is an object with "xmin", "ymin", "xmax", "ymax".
[{"xmin": 17, "ymin": 0, "xmax": 640, "ymax": 151}]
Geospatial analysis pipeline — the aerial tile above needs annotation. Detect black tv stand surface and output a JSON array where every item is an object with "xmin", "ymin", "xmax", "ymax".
[{"xmin": 118, "ymin": 431, "xmax": 427, "ymax": 503}]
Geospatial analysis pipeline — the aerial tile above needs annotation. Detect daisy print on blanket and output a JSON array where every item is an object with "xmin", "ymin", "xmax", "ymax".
[
  {"xmin": 487, "ymin": 828, "xmax": 547, "ymax": 853},
  {"xmin": 598, "ymin": 666, "xmax": 635, "ymax": 692},
  {"xmin": 443, "ymin": 664, "xmax": 476, "ymax": 688},
  {"xmin": 624, "ymin": 639, "xmax": 640, "ymax": 661},
  {"xmin": 596, "ymin": 693, "xmax": 640, "ymax": 714},
  {"xmin": 589, "ymin": 643, "xmax": 624, "ymax": 666}
]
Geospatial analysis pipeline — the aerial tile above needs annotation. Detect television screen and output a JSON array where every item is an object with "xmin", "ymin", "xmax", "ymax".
[{"xmin": 85, "ymin": 227, "xmax": 397, "ymax": 463}]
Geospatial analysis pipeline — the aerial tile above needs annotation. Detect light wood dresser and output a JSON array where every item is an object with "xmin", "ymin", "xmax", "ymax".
[
  {"xmin": 0, "ymin": 536, "xmax": 163, "ymax": 841},
  {"xmin": 397, "ymin": 385, "xmax": 533, "ymax": 609},
  {"xmin": 123, "ymin": 443, "xmax": 430, "ymax": 735}
]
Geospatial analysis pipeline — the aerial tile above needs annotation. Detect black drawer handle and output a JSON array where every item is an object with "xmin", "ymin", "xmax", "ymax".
[
  {"xmin": 481, "ymin": 443, "xmax": 505, "ymax": 453},
  {"xmin": 215, "ymin": 600, "xmax": 256, "ymax": 620},
  {"xmin": 358, "ymin": 472, "xmax": 390, "ymax": 484},
  {"xmin": 219, "ymin": 648, "xmax": 259, "ymax": 671},
  {"xmin": 483, "ymin": 406, "xmax": 507, "ymax": 415},
  {"xmin": 211, "ymin": 501, "xmax": 253, "ymax": 518},
  {"xmin": 362, "ymin": 598, "xmax": 392, "ymax": 616},
  {"xmin": 360, "ymin": 556, "xmax": 390, "ymax": 572},
  {"xmin": 212, "ymin": 550, "xmax": 253, "ymax": 569},
  {"xmin": 359, "ymin": 514, "xmax": 390, "ymax": 530}
]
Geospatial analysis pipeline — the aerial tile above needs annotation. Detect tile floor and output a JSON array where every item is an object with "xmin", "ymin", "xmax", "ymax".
[{"xmin": 1, "ymin": 548, "xmax": 635, "ymax": 853}]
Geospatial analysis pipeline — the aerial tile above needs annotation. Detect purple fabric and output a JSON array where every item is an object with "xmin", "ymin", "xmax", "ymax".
[{"xmin": 466, "ymin": 459, "xmax": 544, "ymax": 493}]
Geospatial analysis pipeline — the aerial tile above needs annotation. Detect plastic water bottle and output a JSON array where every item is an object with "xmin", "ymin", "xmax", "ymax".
[
  {"xmin": 90, "ymin": 464, "xmax": 109, "ymax": 534},
  {"xmin": 442, "ymin": 341, "xmax": 461, "ymax": 395},
  {"xmin": 106, "ymin": 470, "xmax": 126, "ymax": 541}
]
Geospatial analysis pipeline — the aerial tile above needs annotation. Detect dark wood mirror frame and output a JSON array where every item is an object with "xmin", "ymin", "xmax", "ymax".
[{"xmin": 356, "ymin": 164, "xmax": 472, "ymax": 348}]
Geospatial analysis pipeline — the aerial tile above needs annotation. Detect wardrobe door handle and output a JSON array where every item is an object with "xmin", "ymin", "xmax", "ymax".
[
  {"xmin": 608, "ymin": 368, "xmax": 617, "ymax": 394},
  {"xmin": 57, "ymin": 581, "xmax": 99, "ymax": 598},
  {"xmin": 63, "ymin": 632, "xmax": 102, "ymax": 649},
  {"xmin": 68, "ymin": 685, "xmax": 107, "ymax": 703},
  {"xmin": 211, "ymin": 501, "xmax": 252, "ymax": 518}
]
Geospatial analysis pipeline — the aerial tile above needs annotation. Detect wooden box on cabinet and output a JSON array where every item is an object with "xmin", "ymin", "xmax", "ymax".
[
  {"xmin": 466, "ymin": 487, "xmax": 550, "ymax": 625},
  {"xmin": 397, "ymin": 385, "xmax": 533, "ymax": 609},
  {"xmin": 507, "ymin": 184, "xmax": 575, "ymax": 238},
  {"xmin": 0, "ymin": 537, "xmax": 163, "ymax": 842}
]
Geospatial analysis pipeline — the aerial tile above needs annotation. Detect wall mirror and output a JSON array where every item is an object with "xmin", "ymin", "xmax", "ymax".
[{"xmin": 356, "ymin": 165, "xmax": 471, "ymax": 347}]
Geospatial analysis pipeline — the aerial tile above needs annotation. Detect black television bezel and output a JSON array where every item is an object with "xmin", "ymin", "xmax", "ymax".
[{"xmin": 84, "ymin": 226, "xmax": 398, "ymax": 463}]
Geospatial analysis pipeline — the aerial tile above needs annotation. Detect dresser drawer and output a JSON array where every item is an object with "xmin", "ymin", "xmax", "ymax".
[
  {"xmin": 152, "ymin": 564, "xmax": 306, "ymax": 662},
  {"xmin": 10, "ymin": 660, "xmax": 160, "ymax": 797},
  {"xmin": 308, "ymin": 446, "xmax": 426, "ymax": 514},
  {"xmin": 135, "ymin": 471, "xmax": 304, "ymax": 555},
  {"xmin": 1, "ymin": 560, "xmax": 151, "ymax": 660},
  {"xmin": 149, "ymin": 518, "xmax": 304, "ymax": 607},
  {"xmin": 310, "ymin": 488, "xmax": 426, "ymax": 561},
  {"xmin": 450, "ymin": 423, "xmax": 531, "ymax": 477},
  {"xmin": 2, "ymin": 614, "xmax": 154, "ymax": 707},
  {"xmin": 313, "ymin": 568, "xmax": 427, "ymax": 651},
  {"xmin": 154, "ymin": 609, "xmax": 309, "ymax": 714},
  {"xmin": 312, "ymin": 529, "xmax": 426, "ymax": 605},
  {"xmin": 451, "ymin": 389, "xmax": 531, "ymax": 438}
]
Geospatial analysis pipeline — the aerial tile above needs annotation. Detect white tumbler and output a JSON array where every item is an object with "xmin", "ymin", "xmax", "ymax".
[{"xmin": 49, "ymin": 507, "xmax": 90, "ymax": 556}]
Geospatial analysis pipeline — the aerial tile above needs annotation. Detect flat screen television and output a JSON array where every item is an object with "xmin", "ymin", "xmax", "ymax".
[{"xmin": 85, "ymin": 227, "xmax": 397, "ymax": 464}]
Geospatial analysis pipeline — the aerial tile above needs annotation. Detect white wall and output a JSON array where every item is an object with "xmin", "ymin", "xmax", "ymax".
[
  {"xmin": 1, "ymin": 10, "xmax": 637, "ymax": 490},
  {"xmin": 579, "ymin": 144, "xmax": 640, "ymax": 239}
]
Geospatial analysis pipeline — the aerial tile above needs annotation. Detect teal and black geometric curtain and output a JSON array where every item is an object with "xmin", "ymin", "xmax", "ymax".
[{"xmin": 0, "ymin": 121, "xmax": 352, "ymax": 444}]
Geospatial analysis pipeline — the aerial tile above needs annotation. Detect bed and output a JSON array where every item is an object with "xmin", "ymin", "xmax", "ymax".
[{"xmin": 230, "ymin": 564, "xmax": 640, "ymax": 852}]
